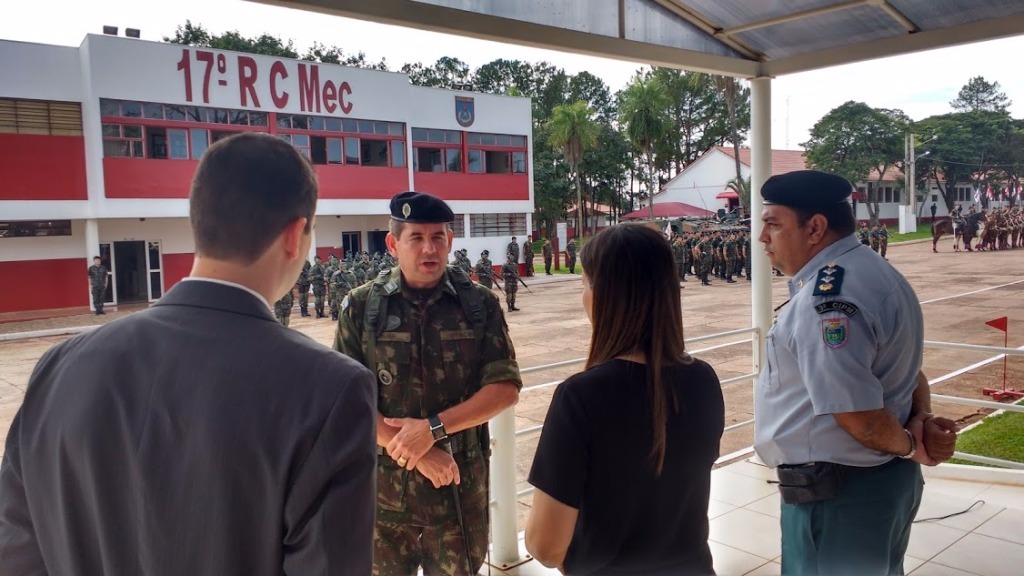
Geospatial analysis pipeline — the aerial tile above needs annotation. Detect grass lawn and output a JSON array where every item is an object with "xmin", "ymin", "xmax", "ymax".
[
  {"xmin": 948, "ymin": 400, "xmax": 1024, "ymax": 467},
  {"xmin": 889, "ymin": 228, "xmax": 934, "ymax": 243},
  {"xmin": 532, "ymin": 263, "xmax": 583, "ymax": 276}
]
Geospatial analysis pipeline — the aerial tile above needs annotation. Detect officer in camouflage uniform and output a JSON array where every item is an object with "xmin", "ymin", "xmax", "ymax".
[
  {"xmin": 309, "ymin": 255, "xmax": 326, "ymax": 318},
  {"xmin": 672, "ymin": 236, "xmax": 687, "ymax": 282},
  {"xmin": 501, "ymin": 253, "xmax": 519, "ymax": 312},
  {"xmin": 328, "ymin": 265, "xmax": 351, "ymax": 322},
  {"xmin": 542, "ymin": 239, "xmax": 553, "ymax": 275},
  {"xmin": 296, "ymin": 260, "xmax": 311, "ymax": 317},
  {"xmin": 693, "ymin": 232, "xmax": 712, "ymax": 286},
  {"xmin": 335, "ymin": 191, "xmax": 521, "ymax": 576},
  {"xmin": 566, "ymin": 237, "xmax": 577, "ymax": 274},
  {"xmin": 87, "ymin": 256, "xmax": 108, "ymax": 315},
  {"xmin": 475, "ymin": 250, "xmax": 494, "ymax": 289},
  {"xmin": 506, "ymin": 236, "xmax": 520, "ymax": 264},
  {"xmin": 459, "ymin": 249, "xmax": 473, "ymax": 277},
  {"xmin": 723, "ymin": 232, "xmax": 739, "ymax": 283},
  {"xmin": 324, "ymin": 254, "xmax": 340, "ymax": 311},
  {"xmin": 522, "ymin": 238, "xmax": 534, "ymax": 277},
  {"xmin": 879, "ymin": 223, "xmax": 890, "ymax": 259},
  {"xmin": 273, "ymin": 286, "xmax": 294, "ymax": 326},
  {"xmin": 869, "ymin": 225, "xmax": 881, "ymax": 253}
]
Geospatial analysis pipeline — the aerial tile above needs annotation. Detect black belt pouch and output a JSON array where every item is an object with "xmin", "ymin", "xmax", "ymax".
[{"xmin": 776, "ymin": 462, "xmax": 843, "ymax": 505}]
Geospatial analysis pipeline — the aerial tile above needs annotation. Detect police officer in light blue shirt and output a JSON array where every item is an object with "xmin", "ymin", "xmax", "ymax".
[{"xmin": 753, "ymin": 170, "xmax": 958, "ymax": 576}]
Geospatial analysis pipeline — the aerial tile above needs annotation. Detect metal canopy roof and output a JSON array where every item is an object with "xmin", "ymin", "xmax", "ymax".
[{"xmin": 253, "ymin": 0, "xmax": 1024, "ymax": 78}]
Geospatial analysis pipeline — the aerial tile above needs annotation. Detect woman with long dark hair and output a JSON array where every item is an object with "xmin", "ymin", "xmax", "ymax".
[{"xmin": 525, "ymin": 224, "xmax": 725, "ymax": 575}]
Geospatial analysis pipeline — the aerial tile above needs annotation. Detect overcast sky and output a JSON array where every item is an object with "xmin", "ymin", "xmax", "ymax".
[{"xmin": 5, "ymin": 0, "xmax": 1024, "ymax": 150}]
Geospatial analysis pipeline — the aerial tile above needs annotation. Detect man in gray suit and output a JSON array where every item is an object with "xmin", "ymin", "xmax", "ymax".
[{"xmin": 0, "ymin": 133, "xmax": 377, "ymax": 575}]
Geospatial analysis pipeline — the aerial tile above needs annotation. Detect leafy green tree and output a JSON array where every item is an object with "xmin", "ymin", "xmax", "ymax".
[
  {"xmin": 301, "ymin": 42, "xmax": 388, "ymax": 70},
  {"xmin": 580, "ymin": 124, "xmax": 630, "ymax": 234},
  {"xmin": 716, "ymin": 76, "xmax": 746, "ymax": 191},
  {"xmin": 401, "ymin": 57, "xmax": 471, "ymax": 88},
  {"xmin": 165, "ymin": 21, "xmax": 299, "ymax": 58},
  {"xmin": 619, "ymin": 76, "xmax": 671, "ymax": 220},
  {"xmin": 548, "ymin": 102, "xmax": 601, "ymax": 234},
  {"xmin": 726, "ymin": 176, "xmax": 751, "ymax": 216},
  {"xmin": 567, "ymin": 72, "xmax": 614, "ymax": 123},
  {"xmin": 950, "ymin": 76, "xmax": 1011, "ymax": 113}
]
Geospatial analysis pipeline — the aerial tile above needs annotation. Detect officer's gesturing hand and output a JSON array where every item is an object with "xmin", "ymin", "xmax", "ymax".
[
  {"xmin": 384, "ymin": 417, "xmax": 434, "ymax": 470},
  {"xmin": 415, "ymin": 448, "xmax": 462, "ymax": 489}
]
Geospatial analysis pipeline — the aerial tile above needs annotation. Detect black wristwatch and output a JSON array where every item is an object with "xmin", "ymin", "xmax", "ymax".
[{"xmin": 428, "ymin": 415, "xmax": 448, "ymax": 442}]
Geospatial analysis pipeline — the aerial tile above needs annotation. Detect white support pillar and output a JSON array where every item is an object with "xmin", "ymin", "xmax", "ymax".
[
  {"xmin": 488, "ymin": 408, "xmax": 521, "ymax": 567},
  {"xmin": 308, "ymin": 226, "xmax": 319, "ymax": 263},
  {"xmin": 85, "ymin": 218, "xmax": 100, "ymax": 311},
  {"xmin": 749, "ymin": 77, "xmax": 773, "ymax": 379}
]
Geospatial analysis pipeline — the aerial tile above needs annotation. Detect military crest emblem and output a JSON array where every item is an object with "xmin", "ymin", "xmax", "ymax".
[
  {"xmin": 822, "ymin": 318, "xmax": 849, "ymax": 349},
  {"xmin": 455, "ymin": 96, "xmax": 475, "ymax": 127}
]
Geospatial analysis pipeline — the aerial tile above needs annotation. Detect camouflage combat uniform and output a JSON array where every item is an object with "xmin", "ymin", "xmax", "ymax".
[
  {"xmin": 878, "ymin": 226, "xmax": 889, "ymax": 259},
  {"xmin": 296, "ymin": 260, "xmax": 311, "ymax": 317},
  {"xmin": 522, "ymin": 240, "xmax": 534, "ymax": 277},
  {"xmin": 88, "ymin": 263, "xmax": 108, "ymax": 314},
  {"xmin": 335, "ymin": 266, "xmax": 521, "ymax": 576},
  {"xmin": 309, "ymin": 260, "xmax": 326, "ymax": 318},
  {"xmin": 566, "ymin": 238, "xmax": 577, "ymax": 274},
  {"xmin": 475, "ymin": 256, "xmax": 494, "ymax": 290},
  {"xmin": 273, "ymin": 287, "xmax": 293, "ymax": 327},
  {"xmin": 501, "ymin": 257, "xmax": 519, "ymax": 311},
  {"xmin": 723, "ymin": 236, "xmax": 738, "ymax": 283},
  {"xmin": 329, "ymin": 266, "xmax": 356, "ymax": 321},
  {"xmin": 541, "ymin": 241, "xmax": 553, "ymax": 275}
]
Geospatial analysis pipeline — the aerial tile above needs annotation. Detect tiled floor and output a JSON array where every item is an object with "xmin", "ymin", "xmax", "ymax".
[{"xmin": 486, "ymin": 460, "xmax": 1024, "ymax": 576}]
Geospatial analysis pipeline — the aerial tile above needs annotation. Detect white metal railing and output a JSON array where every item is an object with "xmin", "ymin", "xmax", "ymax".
[{"xmin": 488, "ymin": 334, "xmax": 1024, "ymax": 566}]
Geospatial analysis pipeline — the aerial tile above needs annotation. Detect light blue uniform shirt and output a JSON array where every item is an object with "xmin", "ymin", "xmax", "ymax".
[{"xmin": 754, "ymin": 234, "xmax": 923, "ymax": 468}]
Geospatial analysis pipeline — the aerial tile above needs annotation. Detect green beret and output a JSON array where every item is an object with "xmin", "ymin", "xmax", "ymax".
[
  {"xmin": 761, "ymin": 170, "xmax": 853, "ymax": 210},
  {"xmin": 389, "ymin": 191, "xmax": 455, "ymax": 223}
]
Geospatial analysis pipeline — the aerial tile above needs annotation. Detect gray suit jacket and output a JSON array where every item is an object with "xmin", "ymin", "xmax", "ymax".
[{"xmin": 0, "ymin": 279, "xmax": 376, "ymax": 575}]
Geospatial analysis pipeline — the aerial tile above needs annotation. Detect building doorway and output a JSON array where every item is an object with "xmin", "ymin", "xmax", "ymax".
[
  {"xmin": 342, "ymin": 231, "xmax": 361, "ymax": 256},
  {"xmin": 113, "ymin": 241, "xmax": 147, "ymax": 303},
  {"xmin": 368, "ymin": 231, "xmax": 388, "ymax": 255}
]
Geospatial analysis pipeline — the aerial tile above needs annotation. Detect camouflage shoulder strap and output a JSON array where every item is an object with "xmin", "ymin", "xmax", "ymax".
[
  {"xmin": 363, "ymin": 271, "xmax": 396, "ymax": 376},
  {"xmin": 447, "ymin": 266, "xmax": 486, "ymax": 343}
]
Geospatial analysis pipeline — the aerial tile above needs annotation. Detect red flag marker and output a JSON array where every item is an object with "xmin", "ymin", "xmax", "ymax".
[{"xmin": 985, "ymin": 317, "xmax": 1008, "ymax": 332}]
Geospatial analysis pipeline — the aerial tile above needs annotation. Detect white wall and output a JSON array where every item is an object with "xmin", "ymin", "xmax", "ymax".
[
  {"xmin": 0, "ymin": 220, "xmax": 85, "ymax": 262},
  {"xmin": 656, "ymin": 149, "xmax": 737, "ymax": 213},
  {"xmin": 99, "ymin": 218, "xmax": 194, "ymax": 253},
  {"xmin": 0, "ymin": 40, "xmax": 82, "ymax": 101},
  {"xmin": 408, "ymin": 86, "xmax": 532, "ymax": 136}
]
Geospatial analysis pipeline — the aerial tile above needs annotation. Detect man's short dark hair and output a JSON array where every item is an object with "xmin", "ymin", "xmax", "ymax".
[
  {"xmin": 794, "ymin": 202, "xmax": 856, "ymax": 237},
  {"xmin": 190, "ymin": 133, "xmax": 317, "ymax": 264}
]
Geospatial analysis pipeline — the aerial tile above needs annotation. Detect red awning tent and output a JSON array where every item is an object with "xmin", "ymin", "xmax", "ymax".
[
  {"xmin": 620, "ymin": 202, "xmax": 716, "ymax": 220},
  {"xmin": 716, "ymin": 190, "xmax": 739, "ymax": 200}
]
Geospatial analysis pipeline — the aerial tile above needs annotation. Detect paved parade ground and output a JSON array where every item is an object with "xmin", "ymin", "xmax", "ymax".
[{"xmin": 1, "ymin": 237, "xmax": 1023, "ymax": 531}]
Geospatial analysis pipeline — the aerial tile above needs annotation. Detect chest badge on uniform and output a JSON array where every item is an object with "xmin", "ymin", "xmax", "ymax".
[
  {"xmin": 385, "ymin": 315, "xmax": 402, "ymax": 331},
  {"xmin": 822, "ymin": 318, "xmax": 849, "ymax": 349},
  {"xmin": 378, "ymin": 368, "xmax": 394, "ymax": 386},
  {"xmin": 813, "ymin": 263, "xmax": 844, "ymax": 296}
]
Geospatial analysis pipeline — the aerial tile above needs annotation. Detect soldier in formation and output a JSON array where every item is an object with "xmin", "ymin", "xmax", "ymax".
[
  {"xmin": 522, "ymin": 238, "xmax": 535, "ymax": 277},
  {"xmin": 501, "ymin": 253, "xmax": 520, "ymax": 311},
  {"xmin": 296, "ymin": 260, "xmax": 311, "ymax": 317},
  {"xmin": 542, "ymin": 239, "xmax": 553, "ymax": 275},
  {"xmin": 722, "ymin": 232, "xmax": 738, "ymax": 283},
  {"xmin": 329, "ymin": 262, "xmax": 358, "ymax": 321},
  {"xmin": 507, "ymin": 236, "xmax": 520, "ymax": 264},
  {"xmin": 309, "ymin": 255, "xmax": 326, "ymax": 318},
  {"xmin": 475, "ymin": 250, "xmax": 494, "ymax": 289},
  {"xmin": 878, "ymin": 223, "xmax": 889, "ymax": 259},
  {"xmin": 672, "ymin": 236, "xmax": 688, "ymax": 282},
  {"xmin": 88, "ymin": 256, "xmax": 108, "ymax": 315},
  {"xmin": 273, "ymin": 286, "xmax": 294, "ymax": 327}
]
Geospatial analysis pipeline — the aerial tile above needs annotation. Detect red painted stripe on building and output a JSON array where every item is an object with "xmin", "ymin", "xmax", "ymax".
[
  {"xmin": 413, "ymin": 172, "xmax": 529, "ymax": 201},
  {"xmin": 315, "ymin": 165, "xmax": 409, "ymax": 199},
  {"xmin": 0, "ymin": 258, "xmax": 88, "ymax": 313},
  {"xmin": 0, "ymin": 134, "xmax": 87, "ymax": 200},
  {"xmin": 161, "ymin": 253, "xmax": 194, "ymax": 291},
  {"xmin": 103, "ymin": 158, "xmax": 198, "ymax": 198}
]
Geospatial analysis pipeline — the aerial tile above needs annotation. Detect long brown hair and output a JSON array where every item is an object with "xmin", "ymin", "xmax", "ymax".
[{"xmin": 580, "ymin": 224, "xmax": 691, "ymax": 475}]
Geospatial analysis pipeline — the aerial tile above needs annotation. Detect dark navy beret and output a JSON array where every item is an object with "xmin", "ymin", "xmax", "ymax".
[
  {"xmin": 389, "ymin": 191, "xmax": 455, "ymax": 223},
  {"xmin": 761, "ymin": 170, "xmax": 853, "ymax": 210}
]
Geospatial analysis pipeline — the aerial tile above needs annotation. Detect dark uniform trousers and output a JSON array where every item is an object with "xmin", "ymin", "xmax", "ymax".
[{"xmin": 781, "ymin": 458, "xmax": 923, "ymax": 576}]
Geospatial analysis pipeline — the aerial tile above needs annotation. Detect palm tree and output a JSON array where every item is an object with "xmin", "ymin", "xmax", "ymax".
[
  {"xmin": 726, "ymin": 176, "xmax": 751, "ymax": 217},
  {"xmin": 619, "ymin": 76, "xmax": 671, "ymax": 220},
  {"xmin": 548, "ymin": 101, "xmax": 600, "ymax": 236}
]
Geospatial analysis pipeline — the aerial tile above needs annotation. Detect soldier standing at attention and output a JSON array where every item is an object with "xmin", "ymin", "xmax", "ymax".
[
  {"xmin": 297, "ymin": 260, "xmax": 311, "ymax": 317},
  {"xmin": 672, "ymin": 237, "xmax": 687, "ymax": 282},
  {"xmin": 523, "ymin": 238, "xmax": 535, "ymax": 277},
  {"xmin": 566, "ymin": 236, "xmax": 578, "ymax": 274},
  {"xmin": 334, "ymin": 191, "xmax": 521, "ymax": 576},
  {"xmin": 723, "ymin": 233, "xmax": 738, "ymax": 283},
  {"xmin": 88, "ymin": 256, "xmax": 108, "ymax": 315},
  {"xmin": 858, "ymin": 222, "xmax": 871, "ymax": 246},
  {"xmin": 879, "ymin": 223, "xmax": 890, "ymax": 260},
  {"xmin": 502, "ymin": 253, "xmax": 520, "ymax": 312},
  {"xmin": 273, "ymin": 285, "xmax": 294, "ymax": 327},
  {"xmin": 542, "ymin": 239, "xmax": 554, "ymax": 275},
  {"xmin": 507, "ymin": 236, "xmax": 520, "ymax": 264},
  {"xmin": 869, "ymin": 225, "xmax": 881, "ymax": 253},
  {"xmin": 309, "ymin": 255, "xmax": 326, "ymax": 318},
  {"xmin": 476, "ymin": 250, "xmax": 494, "ymax": 289}
]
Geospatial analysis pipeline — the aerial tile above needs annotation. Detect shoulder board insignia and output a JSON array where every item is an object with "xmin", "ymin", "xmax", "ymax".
[
  {"xmin": 384, "ymin": 280, "xmax": 399, "ymax": 295},
  {"xmin": 813, "ymin": 264, "xmax": 844, "ymax": 296},
  {"xmin": 814, "ymin": 300, "xmax": 859, "ymax": 317}
]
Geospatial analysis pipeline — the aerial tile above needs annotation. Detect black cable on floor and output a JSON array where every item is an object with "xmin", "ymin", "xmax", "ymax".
[{"xmin": 914, "ymin": 500, "xmax": 985, "ymax": 523}]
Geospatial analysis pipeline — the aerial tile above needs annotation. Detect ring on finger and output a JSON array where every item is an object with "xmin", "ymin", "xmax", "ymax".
[{"xmin": 397, "ymin": 456, "xmax": 408, "ymax": 466}]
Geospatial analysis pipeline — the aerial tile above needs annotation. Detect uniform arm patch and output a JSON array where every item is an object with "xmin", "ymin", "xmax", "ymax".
[{"xmin": 814, "ymin": 300, "xmax": 859, "ymax": 317}]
